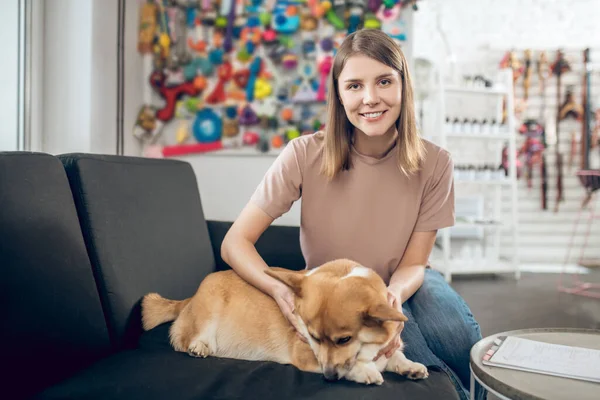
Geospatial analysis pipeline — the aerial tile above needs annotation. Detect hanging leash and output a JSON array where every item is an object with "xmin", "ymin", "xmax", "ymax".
[
  {"xmin": 551, "ymin": 50, "xmax": 570, "ymax": 212},
  {"xmin": 537, "ymin": 51, "xmax": 549, "ymax": 210},
  {"xmin": 581, "ymin": 48, "xmax": 592, "ymax": 170}
]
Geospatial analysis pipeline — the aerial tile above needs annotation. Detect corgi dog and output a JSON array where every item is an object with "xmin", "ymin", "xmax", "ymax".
[{"xmin": 141, "ymin": 258, "xmax": 428, "ymax": 385}]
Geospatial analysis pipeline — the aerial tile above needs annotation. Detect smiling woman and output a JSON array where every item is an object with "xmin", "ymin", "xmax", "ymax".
[
  {"xmin": 321, "ymin": 28, "xmax": 424, "ymax": 179},
  {"xmin": 221, "ymin": 29, "xmax": 484, "ymax": 400},
  {"xmin": 338, "ymin": 57, "xmax": 402, "ymax": 152}
]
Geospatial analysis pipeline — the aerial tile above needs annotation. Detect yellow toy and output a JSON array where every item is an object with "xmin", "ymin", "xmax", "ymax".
[{"xmin": 138, "ymin": 2, "xmax": 157, "ymax": 54}]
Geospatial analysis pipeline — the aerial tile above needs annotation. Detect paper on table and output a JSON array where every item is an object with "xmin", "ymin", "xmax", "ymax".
[{"xmin": 483, "ymin": 336, "xmax": 600, "ymax": 384}]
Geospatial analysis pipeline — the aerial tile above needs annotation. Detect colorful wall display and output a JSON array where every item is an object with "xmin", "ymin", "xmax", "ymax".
[{"xmin": 134, "ymin": 0, "xmax": 419, "ymax": 157}]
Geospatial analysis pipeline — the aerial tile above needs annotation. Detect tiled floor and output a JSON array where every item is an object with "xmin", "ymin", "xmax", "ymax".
[{"xmin": 451, "ymin": 270, "xmax": 600, "ymax": 336}]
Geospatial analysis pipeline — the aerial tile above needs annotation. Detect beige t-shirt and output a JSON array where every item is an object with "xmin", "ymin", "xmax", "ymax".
[{"xmin": 250, "ymin": 132, "xmax": 454, "ymax": 284}]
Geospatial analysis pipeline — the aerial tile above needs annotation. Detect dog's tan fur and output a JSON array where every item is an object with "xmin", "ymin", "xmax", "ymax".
[{"xmin": 141, "ymin": 259, "xmax": 428, "ymax": 384}]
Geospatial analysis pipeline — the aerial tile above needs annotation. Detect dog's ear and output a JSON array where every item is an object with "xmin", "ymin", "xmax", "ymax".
[
  {"xmin": 265, "ymin": 268, "xmax": 305, "ymax": 297},
  {"xmin": 364, "ymin": 303, "xmax": 408, "ymax": 325}
]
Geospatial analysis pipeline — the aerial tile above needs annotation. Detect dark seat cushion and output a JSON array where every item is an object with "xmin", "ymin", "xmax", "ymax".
[
  {"xmin": 59, "ymin": 154, "xmax": 216, "ymax": 350},
  {"xmin": 0, "ymin": 152, "xmax": 111, "ymax": 399},
  {"xmin": 37, "ymin": 324, "xmax": 459, "ymax": 400}
]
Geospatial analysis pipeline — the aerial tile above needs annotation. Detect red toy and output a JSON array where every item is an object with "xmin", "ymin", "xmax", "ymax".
[
  {"xmin": 150, "ymin": 70, "xmax": 202, "ymax": 121},
  {"xmin": 205, "ymin": 61, "xmax": 233, "ymax": 104}
]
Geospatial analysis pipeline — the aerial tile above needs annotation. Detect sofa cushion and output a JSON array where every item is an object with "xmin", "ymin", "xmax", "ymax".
[
  {"xmin": 0, "ymin": 152, "xmax": 111, "ymax": 399},
  {"xmin": 207, "ymin": 220, "xmax": 307, "ymax": 272},
  {"xmin": 37, "ymin": 324, "xmax": 459, "ymax": 400},
  {"xmin": 59, "ymin": 154, "xmax": 215, "ymax": 350}
]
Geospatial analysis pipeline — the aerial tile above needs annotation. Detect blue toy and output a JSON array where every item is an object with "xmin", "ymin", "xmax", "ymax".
[{"xmin": 193, "ymin": 108, "xmax": 222, "ymax": 143}]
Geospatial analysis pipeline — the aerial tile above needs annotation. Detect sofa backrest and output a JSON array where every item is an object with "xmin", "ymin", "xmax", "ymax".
[
  {"xmin": 206, "ymin": 220, "xmax": 306, "ymax": 272},
  {"xmin": 0, "ymin": 152, "xmax": 112, "ymax": 399},
  {"xmin": 59, "ymin": 153, "xmax": 215, "ymax": 350}
]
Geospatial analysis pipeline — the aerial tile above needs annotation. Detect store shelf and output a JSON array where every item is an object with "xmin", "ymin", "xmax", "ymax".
[
  {"xmin": 454, "ymin": 221, "xmax": 509, "ymax": 229},
  {"xmin": 196, "ymin": 146, "xmax": 284, "ymax": 157},
  {"xmin": 444, "ymin": 86, "xmax": 509, "ymax": 96},
  {"xmin": 445, "ymin": 131, "xmax": 511, "ymax": 140},
  {"xmin": 438, "ymin": 258, "xmax": 517, "ymax": 275},
  {"xmin": 455, "ymin": 178, "xmax": 512, "ymax": 186},
  {"xmin": 436, "ymin": 68, "xmax": 520, "ymax": 282}
]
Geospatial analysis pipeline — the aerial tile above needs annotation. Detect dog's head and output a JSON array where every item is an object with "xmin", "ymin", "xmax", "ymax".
[{"xmin": 266, "ymin": 259, "xmax": 407, "ymax": 381}]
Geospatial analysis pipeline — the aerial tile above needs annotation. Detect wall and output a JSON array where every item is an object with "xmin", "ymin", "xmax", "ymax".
[
  {"xmin": 413, "ymin": 0, "xmax": 600, "ymax": 80},
  {"xmin": 176, "ymin": 153, "xmax": 302, "ymax": 226},
  {"xmin": 0, "ymin": 1, "xmax": 20, "ymax": 151},
  {"xmin": 43, "ymin": 0, "xmax": 92, "ymax": 154},
  {"xmin": 36, "ymin": 0, "xmax": 299, "ymax": 224},
  {"xmin": 42, "ymin": 0, "xmax": 125, "ymax": 155}
]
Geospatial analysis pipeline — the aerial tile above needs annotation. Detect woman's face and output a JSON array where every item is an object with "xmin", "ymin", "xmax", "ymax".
[{"xmin": 337, "ymin": 54, "xmax": 402, "ymax": 139}]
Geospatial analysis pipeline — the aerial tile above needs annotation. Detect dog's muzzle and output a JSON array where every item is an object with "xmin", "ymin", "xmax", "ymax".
[{"xmin": 323, "ymin": 367, "xmax": 339, "ymax": 381}]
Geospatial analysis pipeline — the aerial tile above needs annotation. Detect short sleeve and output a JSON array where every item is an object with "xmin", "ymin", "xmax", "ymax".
[
  {"xmin": 414, "ymin": 150, "xmax": 455, "ymax": 232},
  {"xmin": 249, "ymin": 138, "xmax": 304, "ymax": 219}
]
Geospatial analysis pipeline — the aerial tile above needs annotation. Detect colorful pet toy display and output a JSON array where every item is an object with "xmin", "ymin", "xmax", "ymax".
[{"xmin": 134, "ymin": 0, "xmax": 419, "ymax": 157}]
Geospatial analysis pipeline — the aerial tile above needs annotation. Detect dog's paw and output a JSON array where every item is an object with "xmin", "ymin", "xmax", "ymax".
[
  {"xmin": 403, "ymin": 362, "xmax": 429, "ymax": 380},
  {"xmin": 346, "ymin": 362, "xmax": 384, "ymax": 385},
  {"xmin": 187, "ymin": 341, "xmax": 210, "ymax": 358},
  {"xmin": 386, "ymin": 351, "xmax": 429, "ymax": 380}
]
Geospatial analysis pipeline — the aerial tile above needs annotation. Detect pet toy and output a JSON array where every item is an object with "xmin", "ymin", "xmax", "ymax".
[
  {"xmin": 150, "ymin": 71, "xmax": 202, "ymax": 122},
  {"xmin": 193, "ymin": 108, "xmax": 222, "ymax": 143}
]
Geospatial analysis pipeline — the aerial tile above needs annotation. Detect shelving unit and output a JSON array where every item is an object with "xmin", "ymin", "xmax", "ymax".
[{"xmin": 433, "ymin": 68, "xmax": 520, "ymax": 282}]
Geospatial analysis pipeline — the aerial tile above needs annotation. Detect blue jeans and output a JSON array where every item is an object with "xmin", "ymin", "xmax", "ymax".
[{"xmin": 400, "ymin": 269, "xmax": 485, "ymax": 400}]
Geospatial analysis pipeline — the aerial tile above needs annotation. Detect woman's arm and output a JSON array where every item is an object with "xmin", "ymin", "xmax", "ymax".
[
  {"xmin": 392, "ymin": 148, "xmax": 454, "ymax": 301},
  {"xmin": 374, "ymin": 230, "xmax": 438, "ymax": 360},
  {"xmin": 388, "ymin": 230, "xmax": 438, "ymax": 303},
  {"xmin": 220, "ymin": 202, "xmax": 286, "ymax": 297},
  {"xmin": 221, "ymin": 202, "xmax": 308, "ymax": 341}
]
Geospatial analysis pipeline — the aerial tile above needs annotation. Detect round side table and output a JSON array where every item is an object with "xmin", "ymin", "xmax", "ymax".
[{"xmin": 470, "ymin": 328, "xmax": 600, "ymax": 400}]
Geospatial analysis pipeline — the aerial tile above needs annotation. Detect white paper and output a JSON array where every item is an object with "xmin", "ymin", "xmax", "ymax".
[{"xmin": 484, "ymin": 336, "xmax": 600, "ymax": 383}]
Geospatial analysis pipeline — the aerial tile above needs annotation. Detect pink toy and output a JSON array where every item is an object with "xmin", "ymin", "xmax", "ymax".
[
  {"xmin": 243, "ymin": 131, "xmax": 260, "ymax": 145},
  {"xmin": 142, "ymin": 144, "xmax": 165, "ymax": 159},
  {"xmin": 162, "ymin": 141, "xmax": 223, "ymax": 157},
  {"xmin": 316, "ymin": 56, "xmax": 332, "ymax": 102}
]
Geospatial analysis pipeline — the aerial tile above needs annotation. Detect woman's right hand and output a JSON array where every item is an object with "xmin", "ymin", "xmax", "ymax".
[{"xmin": 271, "ymin": 284, "xmax": 308, "ymax": 343}]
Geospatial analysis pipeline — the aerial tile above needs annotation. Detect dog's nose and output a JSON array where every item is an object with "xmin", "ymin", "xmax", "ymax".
[{"xmin": 323, "ymin": 368, "xmax": 338, "ymax": 381}]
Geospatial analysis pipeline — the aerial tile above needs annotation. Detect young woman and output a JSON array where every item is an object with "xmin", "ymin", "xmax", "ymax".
[{"xmin": 221, "ymin": 29, "xmax": 483, "ymax": 400}]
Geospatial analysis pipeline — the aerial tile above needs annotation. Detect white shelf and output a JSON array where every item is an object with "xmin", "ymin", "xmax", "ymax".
[
  {"xmin": 436, "ymin": 68, "xmax": 520, "ymax": 282},
  {"xmin": 445, "ymin": 131, "xmax": 511, "ymax": 140},
  {"xmin": 455, "ymin": 178, "xmax": 512, "ymax": 186},
  {"xmin": 454, "ymin": 221, "xmax": 508, "ymax": 229},
  {"xmin": 437, "ymin": 258, "xmax": 517, "ymax": 275},
  {"xmin": 444, "ymin": 86, "xmax": 509, "ymax": 96}
]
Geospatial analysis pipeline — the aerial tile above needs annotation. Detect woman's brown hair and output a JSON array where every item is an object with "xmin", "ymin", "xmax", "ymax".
[{"xmin": 320, "ymin": 29, "xmax": 425, "ymax": 179}]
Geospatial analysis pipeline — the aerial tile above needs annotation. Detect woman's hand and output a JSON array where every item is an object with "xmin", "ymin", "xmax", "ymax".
[
  {"xmin": 271, "ymin": 284, "xmax": 308, "ymax": 343},
  {"xmin": 374, "ymin": 289, "xmax": 405, "ymax": 360}
]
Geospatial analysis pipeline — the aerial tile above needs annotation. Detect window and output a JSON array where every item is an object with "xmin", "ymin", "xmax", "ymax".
[{"xmin": 0, "ymin": 1, "xmax": 21, "ymax": 151}]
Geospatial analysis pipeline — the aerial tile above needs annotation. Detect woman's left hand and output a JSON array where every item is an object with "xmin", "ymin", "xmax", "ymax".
[{"xmin": 374, "ymin": 289, "xmax": 404, "ymax": 361}]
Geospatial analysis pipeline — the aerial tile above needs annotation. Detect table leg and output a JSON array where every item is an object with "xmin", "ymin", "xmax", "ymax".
[{"xmin": 470, "ymin": 371, "xmax": 475, "ymax": 400}]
